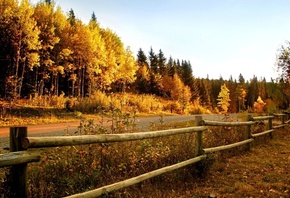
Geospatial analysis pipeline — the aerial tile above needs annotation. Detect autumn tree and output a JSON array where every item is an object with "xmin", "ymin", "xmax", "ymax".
[
  {"xmin": 33, "ymin": 0, "xmax": 66, "ymax": 96},
  {"xmin": 0, "ymin": 0, "xmax": 40, "ymax": 99},
  {"xmin": 254, "ymin": 96, "xmax": 266, "ymax": 114},
  {"xmin": 200, "ymin": 77, "xmax": 212, "ymax": 108},
  {"xmin": 236, "ymin": 74, "xmax": 247, "ymax": 112},
  {"xmin": 171, "ymin": 73, "xmax": 192, "ymax": 112},
  {"xmin": 217, "ymin": 83, "xmax": 231, "ymax": 113}
]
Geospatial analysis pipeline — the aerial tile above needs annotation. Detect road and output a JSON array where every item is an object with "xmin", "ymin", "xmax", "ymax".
[{"xmin": 0, "ymin": 114, "xmax": 237, "ymax": 149}]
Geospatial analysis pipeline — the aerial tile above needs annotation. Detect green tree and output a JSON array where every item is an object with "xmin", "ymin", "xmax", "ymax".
[
  {"xmin": 217, "ymin": 83, "xmax": 231, "ymax": 113},
  {"xmin": 247, "ymin": 76, "xmax": 259, "ymax": 108},
  {"xmin": 136, "ymin": 48, "xmax": 148, "ymax": 67},
  {"xmin": 166, "ymin": 56, "xmax": 176, "ymax": 77},
  {"xmin": 135, "ymin": 48, "xmax": 150, "ymax": 93},
  {"xmin": 236, "ymin": 73, "xmax": 247, "ymax": 112},
  {"xmin": 149, "ymin": 47, "xmax": 158, "ymax": 73},
  {"xmin": 157, "ymin": 49, "xmax": 166, "ymax": 75}
]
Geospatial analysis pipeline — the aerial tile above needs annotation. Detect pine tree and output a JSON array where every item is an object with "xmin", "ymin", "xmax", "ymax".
[
  {"xmin": 148, "ymin": 47, "xmax": 158, "ymax": 73},
  {"xmin": 157, "ymin": 49, "xmax": 166, "ymax": 75}
]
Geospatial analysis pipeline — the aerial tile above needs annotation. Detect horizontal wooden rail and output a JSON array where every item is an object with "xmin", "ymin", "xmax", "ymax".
[
  {"xmin": 202, "ymin": 120, "xmax": 255, "ymax": 126},
  {"xmin": 65, "ymin": 154, "xmax": 207, "ymax": 198},
  {"xmin": 252, "ymin": 116, "xmax": 274, "ymax": 121},
  {"xmin": 22, "ymin": 126, "xmax": 208, "ymax": 149},
  {"xmin": 273, "ymin": 125, "xmax": 285, "ymax": 129},
  {"xmin": 0, "ymin": 151, "xmax": 40, "ymax": 168},
  {"xmin": 251, "ymin": 129, "xmax": 274, "ymax": 138},
  {"xmin": 272, "ymin": 113, "xmax": 286, "ymax": 117},
  {"xmin": 202, "ymin": 139, "xmax": 254, "ymax": 154}
]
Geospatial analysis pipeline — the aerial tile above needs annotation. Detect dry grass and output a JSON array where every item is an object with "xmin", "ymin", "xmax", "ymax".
[
  {"xmin": 165, "ymin": 126, "xmax": 290, "ymax": 198},
  {"xmin": 1, "ymin": 114, "xmax": 289, "ymax": 197}
]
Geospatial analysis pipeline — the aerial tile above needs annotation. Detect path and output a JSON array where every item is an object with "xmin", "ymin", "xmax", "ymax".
[{"xmin": 0, "ymin": 114, "xmax": 236, "ymax": 149}]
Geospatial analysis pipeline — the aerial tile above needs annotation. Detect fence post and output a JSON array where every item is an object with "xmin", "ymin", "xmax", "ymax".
[
  {"xmin": 268, "ymin": 117, "xmax": 273, "ymax": 139},
  {"xmin": 246, "ymin": 115, "xmax": 252, "ymax": 151},
  {"xmin": 9, "ymin": 127, "xmax": 28, "ymax": 198},
  {"xmin": 195, "ymin": 116, "xmax": 203, "ymax": 156}
]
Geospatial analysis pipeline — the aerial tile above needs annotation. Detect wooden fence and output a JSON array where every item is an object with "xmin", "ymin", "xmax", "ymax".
[{"xmin": 0, "ymin": 114, "xmax": 288, "ymax": 198}]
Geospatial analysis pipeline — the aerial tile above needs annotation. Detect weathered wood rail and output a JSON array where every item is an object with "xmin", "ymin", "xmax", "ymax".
[{"xmin": 0, "ymin": 114, "xmax": 288, "ymax": 198}]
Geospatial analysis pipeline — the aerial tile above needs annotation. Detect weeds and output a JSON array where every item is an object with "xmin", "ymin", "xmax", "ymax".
[{"xmin": 1, "ymin": 105, "xmax": 286, "ymax": 197}]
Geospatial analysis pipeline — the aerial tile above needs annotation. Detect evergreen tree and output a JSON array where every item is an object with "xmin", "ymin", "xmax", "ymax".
[
  {"xmin": 135, "ymin": 48, "xmax": 149, "ymax": 93},
  {"xmin": 157, "ymin": 49, "xmax": 166, "ymax": 75},
  {"xmin": 247, "ymin": 76, "xmax": 259, "ymax": 108},
  {"xmin": 148, "ymin": 47, "xmax": 158, "ymax": 73},
  {"xmin": 180, "ymin": 60, "xmax": 193, "ymax": 86},
  {"xmin": 167, "ymin": 56, "xmax": 176, "ymax": 77},
  {"xmin": 136, "ymin": 48, "xmax": 148, "ymax": 67}
]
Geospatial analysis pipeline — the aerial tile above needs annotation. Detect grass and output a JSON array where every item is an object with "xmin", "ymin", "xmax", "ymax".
[
  {"xmin": 0, "ymin": 101, "xmax": 289, "ymax": 197},
  {"xmin": 172, "ymin": 126, "xmax": 290, "ymax": 198}
]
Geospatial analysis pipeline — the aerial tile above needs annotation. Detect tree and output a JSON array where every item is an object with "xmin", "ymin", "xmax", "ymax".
[
  {"xmin": 33, "ymin": 0, "xmax": 66, "ymax": 96},
  {"xmin": 276, "ymin": 42, "xmax": 290, "ymax": 107},
  {"xmin": 157, "ymin": 49, "xmax": 166, "ymax": 75},
  {"xmin": 135, "ymin": 48, "xmax": 150, "ymax": 93},
  {"xmin": 237, "ymin": 73, "xmax": 247, "ymax": 112},
  {"xmin": 217, "ymin": 83, "xmax": 231, "ymax": 113},
  {"xmin": 136, "ymin": 48, "xmax": 148, "ymax": 67},
  {"xmin": 227, "ymin": 77, "xmax": 237, "ymax": 113},
  {"xmin": 200, "ymin": 78, "xmax": 212, "ymax": 108},
  {"xmin": 180, "ymin": 60, "xmax": 193, "ymax": 86},
  {"xmin": 247, "ymin": 76, "xmax": 259, "ymax": 108},
  {"xmin": 114, "ymin": 47, "xmax": 138, "ymax": 92},
  {"xmin": 0, "ymin": 0, "xmax": 40, "ymax": 99},
  {"xmin": 276, "ymin": 41, "xmax": 290, "ymax": 83},
  {"xmin": 254, "ymin": 96, "xmax": 266, "ymax": 114},
  {"xmin": 166, "ymin": 56, "xmax": 176, "ymax": 77},
  {"xmin": 148, "ymin": 47, "xmax": 158, "ymax": 73},
  {"xmin": 171, "ymin": 73, "xmax": 192, "ymax": 112}
]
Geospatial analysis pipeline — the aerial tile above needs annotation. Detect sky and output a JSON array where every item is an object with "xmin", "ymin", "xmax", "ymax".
[{"xmin": 32, "ymin": 0, "xmax": 290, "ymax": 81}]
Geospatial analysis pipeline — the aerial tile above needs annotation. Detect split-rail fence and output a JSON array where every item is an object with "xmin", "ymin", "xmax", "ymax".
[{"xmin": 0, "ymin": 113, "xmax": 289, "ymax": 197}]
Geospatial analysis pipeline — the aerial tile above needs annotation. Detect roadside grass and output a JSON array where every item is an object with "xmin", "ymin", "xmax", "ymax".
[
  {"xmin": 179, "ymin": 126, "xmax": 290, "ymax": 198},
  {"xmin": 1, "ymin": 111, "xmax": 289, "ymax": 197}
]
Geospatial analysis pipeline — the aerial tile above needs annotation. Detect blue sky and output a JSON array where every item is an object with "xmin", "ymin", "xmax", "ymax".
[{"xmin": 32, "ymin": 0, "xmax": 290, "ymax": 81}]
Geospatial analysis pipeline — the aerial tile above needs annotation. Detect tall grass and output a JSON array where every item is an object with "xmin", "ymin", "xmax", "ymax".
[{"xmin": 0, "ymin": 114, "xmax": 257, "ymax": 197}]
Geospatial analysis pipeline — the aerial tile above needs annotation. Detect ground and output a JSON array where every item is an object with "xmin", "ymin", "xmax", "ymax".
[{"xmin": 171, "ymin": 127, "xmax": 290, "ymax": 198}]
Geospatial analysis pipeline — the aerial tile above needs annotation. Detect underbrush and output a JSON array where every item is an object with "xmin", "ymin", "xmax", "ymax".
[
  {"xmin": 0, "ymin": 92, "xmax": 212, "ymax": 127},
  {"xmin": 1, "ymin": 114, "xmax": 260, "ymax": 197},
  {"xmin": 2, "ymin": 112, "xmax": 281, "ymax": 197}
]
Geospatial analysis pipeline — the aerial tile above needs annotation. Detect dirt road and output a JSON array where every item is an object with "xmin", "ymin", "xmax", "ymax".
[{"xmin": 0, "ymin": 114, "xmax": 236, "ymax": 149}]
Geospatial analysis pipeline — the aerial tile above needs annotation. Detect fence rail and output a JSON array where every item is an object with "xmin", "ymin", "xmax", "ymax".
[
  {"xmin": 0, "ymin": 113, "xmax": 288, "ymax": 197},
  {"xmin": 22, "ymin": 126, "xmax": 207, "ymax": 149}
]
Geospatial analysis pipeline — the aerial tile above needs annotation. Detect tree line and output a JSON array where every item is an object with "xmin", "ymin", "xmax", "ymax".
[{"xmin": 0, "ymin": 0, "xmax": 288, "ymax": 113}]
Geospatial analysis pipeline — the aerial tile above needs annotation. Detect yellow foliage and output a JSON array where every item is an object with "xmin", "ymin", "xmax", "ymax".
[{"xmin": 254, "ymin": 96, "xmax": 266, "ymax": 114}]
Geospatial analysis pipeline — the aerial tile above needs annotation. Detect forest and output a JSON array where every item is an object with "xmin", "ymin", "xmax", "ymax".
[{"xmin": 1, "ymin": 0, "xmax": 290, "ymax": 114}]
